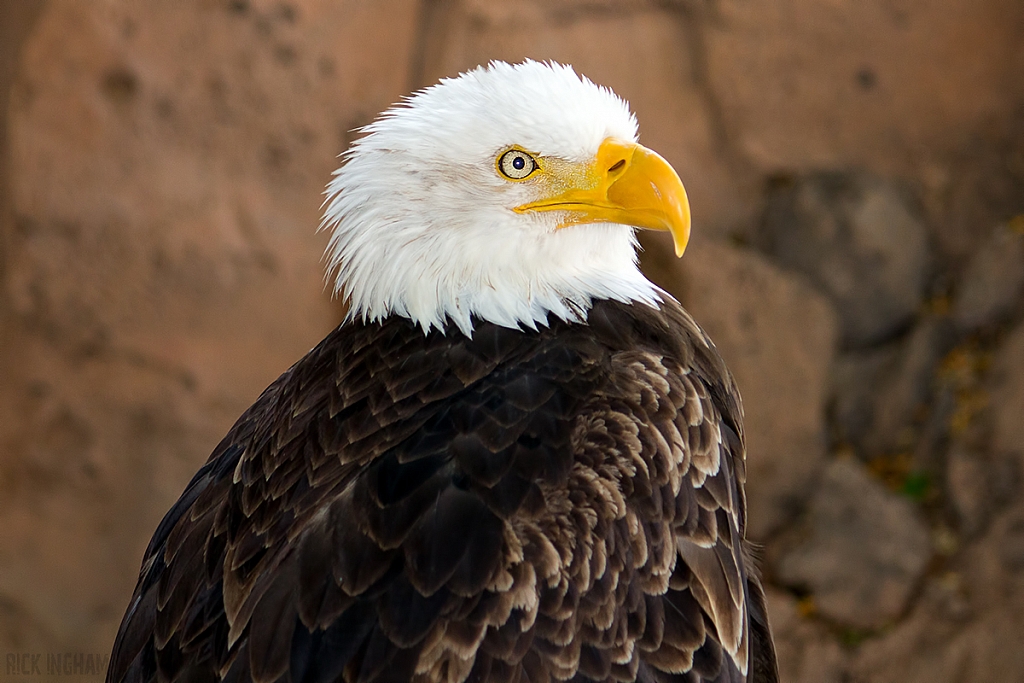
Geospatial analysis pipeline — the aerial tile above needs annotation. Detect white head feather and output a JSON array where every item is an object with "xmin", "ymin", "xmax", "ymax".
[{"xmin": 321, "ymin": 60, "xmax": 662, "ymax": 336}]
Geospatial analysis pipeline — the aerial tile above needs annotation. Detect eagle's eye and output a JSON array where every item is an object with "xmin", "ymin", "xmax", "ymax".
[{"xmin": 497, "ymin": 148, "xmax": 538, "ymax": 181}]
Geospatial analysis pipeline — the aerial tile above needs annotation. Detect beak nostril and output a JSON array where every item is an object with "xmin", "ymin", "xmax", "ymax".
[{"xmin": 608, "ymin": 159, "xmax": 626, "ymax": 174}]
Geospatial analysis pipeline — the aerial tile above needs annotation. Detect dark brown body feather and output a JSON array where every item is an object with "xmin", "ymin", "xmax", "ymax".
[{"xmin": 107, "ymin": 298, "xmax": 778, "ymax": 683}]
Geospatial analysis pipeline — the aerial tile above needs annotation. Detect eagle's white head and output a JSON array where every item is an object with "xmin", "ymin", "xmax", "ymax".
[{"xmin": 322, "ymin": 60, "xmax": 690, "ymax": 336}]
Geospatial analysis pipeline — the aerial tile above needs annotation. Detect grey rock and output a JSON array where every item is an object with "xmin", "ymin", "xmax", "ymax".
[
  {"xmin": 831, "ymin": 315, "xmax": 953, "ymax": 457},
  {"xmin": 946, "ymin": 447, "xmax": 990, "ymax": 536},
  {"xmin": 852, "ymin": 502, "xmax": 1024, "ymax": 683},
  {"xmin": 998, "ymin": 509, "xmax": 1024, "ymax": 572},
  {"xmin": 831, "ymin": 343, "xmax": 901, "ymax": 449},
  {"xmin": 867, "ymin": 316, "xmax": 953, "ymax": 454},
  {"xmin": 952, "ymin": 222, "xmax": 1024, "ymax": 332},
  {"xmin": 946, "ymin": 439, "xmax": 1020, "ymax": 539},
  {"xmin": 776, "ymin": 458, "xmax": 932, "ymax": 629},
  {"xmin": 989, "ymin": 321, "xmax": 1024, "ymax": 462},
  {"xmin": 759, "ymin": 172, "xmax": 931, "ymax": 348}
]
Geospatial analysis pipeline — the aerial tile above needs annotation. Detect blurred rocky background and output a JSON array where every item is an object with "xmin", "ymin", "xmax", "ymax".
[{"xmin": 1, "ymin": 0, "xmax": 1023, "ymax": 680}]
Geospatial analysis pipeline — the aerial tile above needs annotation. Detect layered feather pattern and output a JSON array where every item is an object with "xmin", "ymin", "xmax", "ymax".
[{"xmin": 107, "ymin": 298, "xmax": 778, "ymax": 683}]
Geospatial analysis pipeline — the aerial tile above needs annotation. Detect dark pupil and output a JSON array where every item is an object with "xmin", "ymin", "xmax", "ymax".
[{"xmin": 512, "ymin": 155, "xmax": 526, "ymax": 170}]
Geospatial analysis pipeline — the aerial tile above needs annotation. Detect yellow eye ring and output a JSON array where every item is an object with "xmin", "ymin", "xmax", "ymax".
[{"xmin": 497, "ymin": 148, "xmax": 539, "ymax": 181}]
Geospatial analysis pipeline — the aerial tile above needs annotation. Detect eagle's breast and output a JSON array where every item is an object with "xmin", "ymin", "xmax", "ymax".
[{"xmin": 108, "ymin": 298, "xmax": 769, "ymax": 683}]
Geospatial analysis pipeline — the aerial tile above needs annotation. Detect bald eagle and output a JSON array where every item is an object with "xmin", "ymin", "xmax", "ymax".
[{"xmin": 107, "ymin": 61, "xmax": 778, "ymax": 683}]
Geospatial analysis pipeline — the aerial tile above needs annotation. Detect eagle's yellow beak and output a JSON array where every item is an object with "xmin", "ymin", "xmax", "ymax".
[{"xmin": 514, "ymin": 138, "xmax": 691, "ymax": 257}]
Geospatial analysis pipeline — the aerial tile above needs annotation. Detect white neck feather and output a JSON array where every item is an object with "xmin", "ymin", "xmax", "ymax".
[
  {"xmin": 319, "ymin": 61, "xmax": 664, "ymax": 337},
  {"xmin": 324, "ymin": 203, "xmax": 661, "ymax": 337}
]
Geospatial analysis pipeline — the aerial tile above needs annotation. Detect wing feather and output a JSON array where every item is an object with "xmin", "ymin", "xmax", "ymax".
[{"xmin": 106, "ymin": 300, "xmax": 777, "ymax": 683}]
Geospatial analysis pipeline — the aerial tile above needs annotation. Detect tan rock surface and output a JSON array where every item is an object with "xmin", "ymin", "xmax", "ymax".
[
  {"xmin": 0, "ymin": 0, "xmax": 418, "ymax": 653},
  {"xmin": 705, "ymin": 0, "xmax": 1024, "ymax": 176},
  {"xmin": 641, "ymin": 235, "xmax": 839, "ymax": 540}
]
